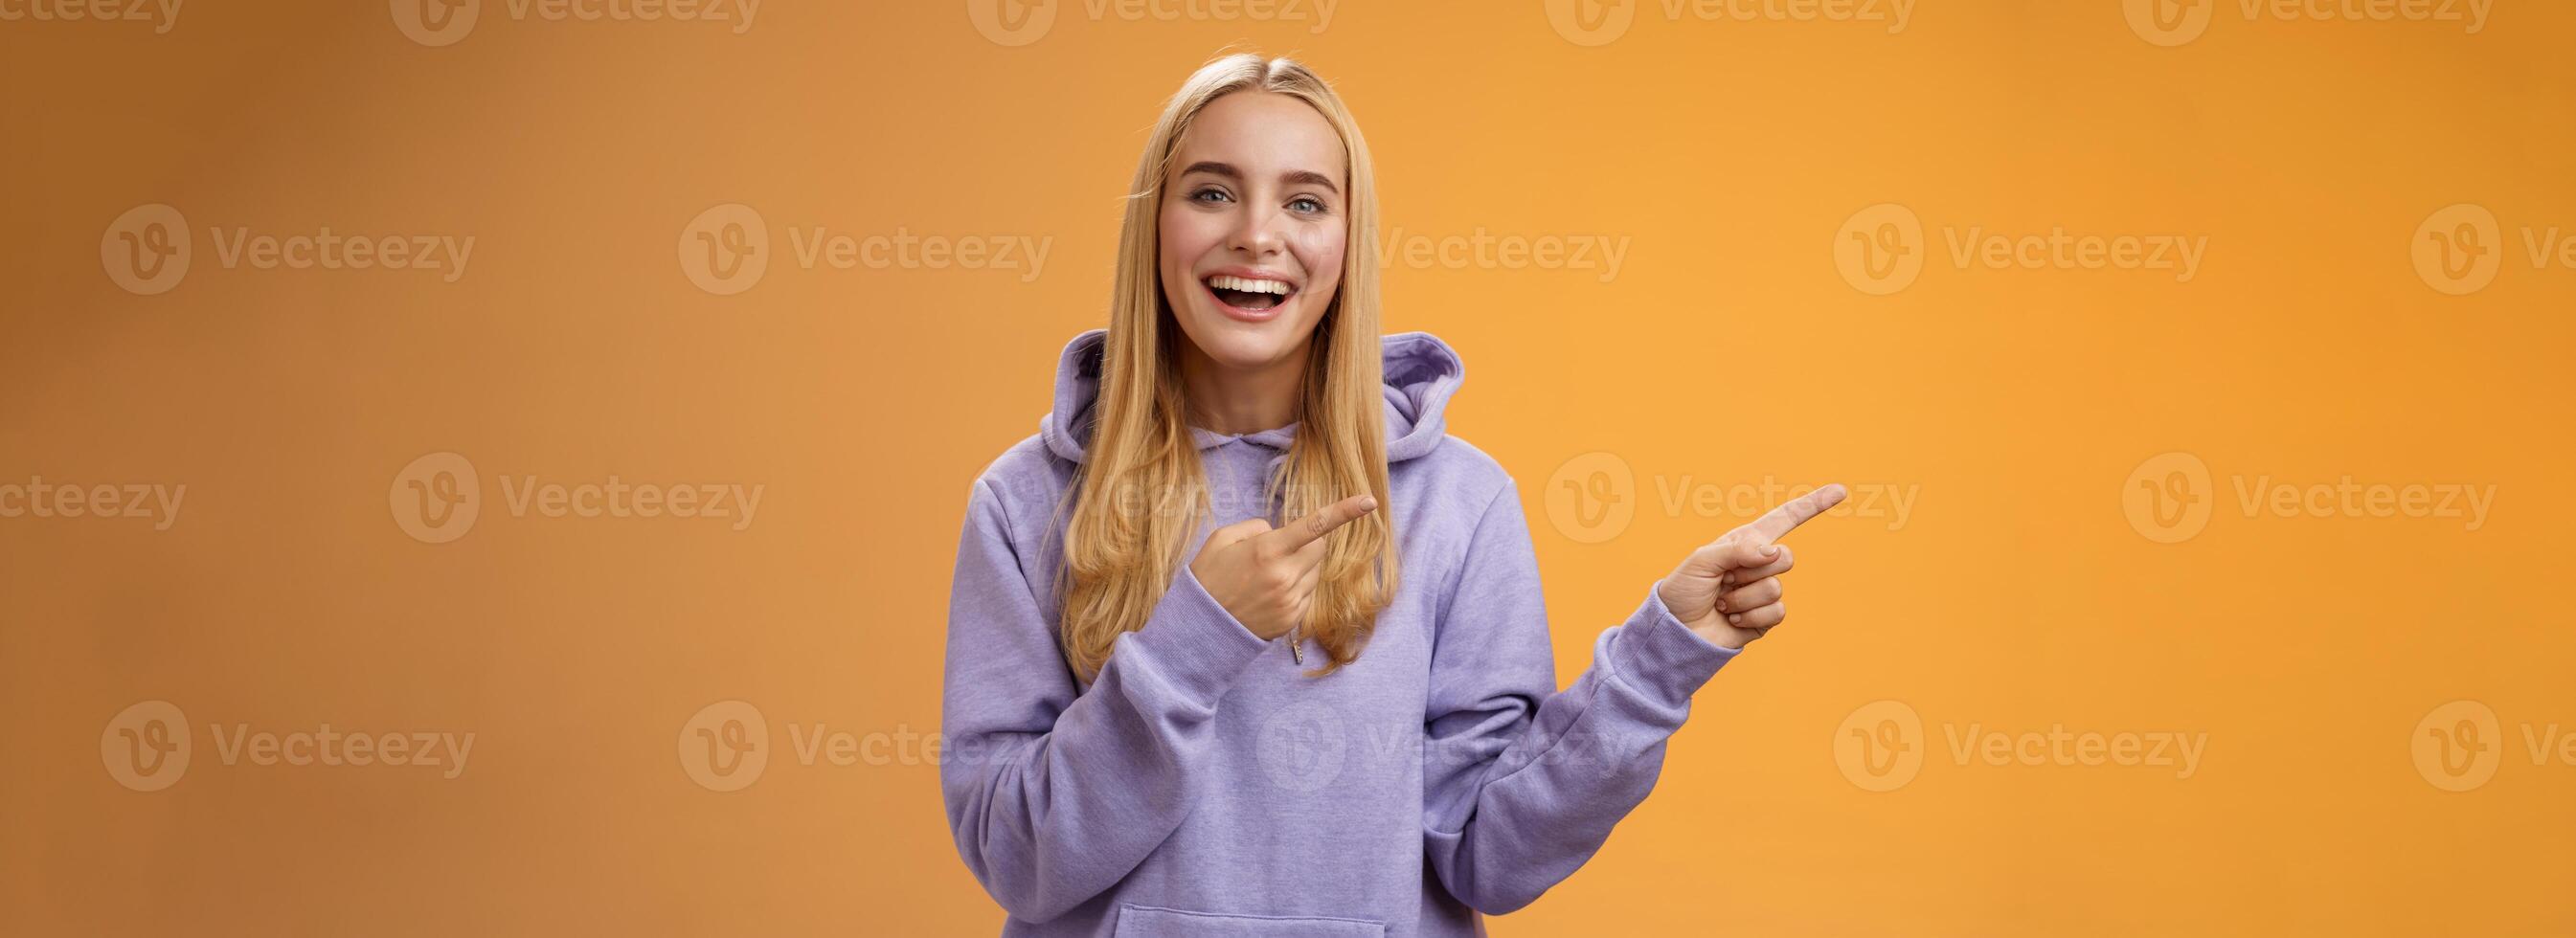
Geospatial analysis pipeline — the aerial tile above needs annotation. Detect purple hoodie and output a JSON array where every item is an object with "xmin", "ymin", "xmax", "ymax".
[{"xmin": 942, "ymin": 329, "xmax": 1739, "ymax": 936}]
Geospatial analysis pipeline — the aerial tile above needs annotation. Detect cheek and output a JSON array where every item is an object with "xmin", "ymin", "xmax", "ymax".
[
  {"xmin": 1159, "ymin": 204, "xmax": 1220, "ymax": 279},
  {"xmin": 1293, "ymin": 225, "xmax": 1345, "ymax": 303}
]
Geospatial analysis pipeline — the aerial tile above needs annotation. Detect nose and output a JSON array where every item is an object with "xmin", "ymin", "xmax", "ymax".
[{"xmin": 1226, "ymin": 200, "xmax": 1286, "ymax": 258}]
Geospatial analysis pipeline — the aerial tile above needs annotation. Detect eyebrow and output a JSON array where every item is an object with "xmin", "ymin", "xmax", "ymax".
[{"xmin": 1177, "ymin": 161, "xmax": 1340, "ymax": 195}]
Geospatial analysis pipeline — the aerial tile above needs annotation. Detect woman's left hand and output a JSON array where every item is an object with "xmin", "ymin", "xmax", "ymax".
[{"xmin": 1656, "ymin": 483, "xmax": 1846, "ymax": 650}]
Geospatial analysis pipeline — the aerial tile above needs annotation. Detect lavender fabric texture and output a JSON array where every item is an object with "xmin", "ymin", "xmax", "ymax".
[{"xmin": 941, "ymin": 329, "xmax": 1740, "ymax": 936}]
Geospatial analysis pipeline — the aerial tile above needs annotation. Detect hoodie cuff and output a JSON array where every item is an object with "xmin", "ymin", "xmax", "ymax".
[
  {"xmin": 1120, "ymin": 564, "xmax": 1273, "ymax": 706},
  {"xmin": 1604, "ymin": 580, "xmax": 1743, "ymax": 710}
]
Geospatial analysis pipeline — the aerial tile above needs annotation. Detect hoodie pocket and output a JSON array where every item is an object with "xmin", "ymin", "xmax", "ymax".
[{"xmin": 1111, "ymin": 904, "xmax": 1384, "ymax": 937}]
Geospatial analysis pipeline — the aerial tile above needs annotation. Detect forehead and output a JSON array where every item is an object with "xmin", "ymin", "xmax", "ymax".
[{"xmin": 1170, "ymin": 91, "xmax": 1346, "ymax": 180}]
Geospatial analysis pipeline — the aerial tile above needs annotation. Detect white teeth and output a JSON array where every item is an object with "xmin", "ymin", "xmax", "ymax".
[{"xmin": 1208, "ymin": 275, "xmax": 1291, "ymax": 295}]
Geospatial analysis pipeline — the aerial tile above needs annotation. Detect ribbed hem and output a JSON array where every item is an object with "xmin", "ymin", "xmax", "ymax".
[
  {"xmin": 1604, "ymin": 581, "xmax": 1742, "ymax": 710},
  {"xmin": 1122, "ymin": 564, "xmax": 1273, "ymax": 706}
]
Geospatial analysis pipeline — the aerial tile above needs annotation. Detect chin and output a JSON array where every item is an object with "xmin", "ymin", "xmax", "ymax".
[{"xmin": 1175, "ymin": 312, "xmax": 1309, "ymax": 368}]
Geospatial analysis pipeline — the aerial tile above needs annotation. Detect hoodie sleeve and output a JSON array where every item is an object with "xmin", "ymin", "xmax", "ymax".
[
  {"xmin": 940, "ymin": 477, "xmax": 1273, "ymax": 924},
  {"xmin": 1420, "ymin": 480, "xmax": 1742, "ymax": 914}
]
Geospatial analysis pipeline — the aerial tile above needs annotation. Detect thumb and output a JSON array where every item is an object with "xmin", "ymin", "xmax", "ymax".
[
  {"xmin": 1710, "ymin": 537, "xmax": 1780, "ymax": 572},
  {"xmin": 1675, "ymin": 536, "xmax": 1776, "ymax": 581}
]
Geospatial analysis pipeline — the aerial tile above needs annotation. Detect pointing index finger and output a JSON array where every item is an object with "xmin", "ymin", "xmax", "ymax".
[
  {"xmin": 1743, "ymin": 483, "xmax": 1847, "ymax": 543},
  {"xmin": 1265, "ymin": 494, "xmax": 1379, "ymax": 551}
]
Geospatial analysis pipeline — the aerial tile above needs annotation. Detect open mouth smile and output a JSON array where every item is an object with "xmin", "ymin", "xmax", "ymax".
[{"xmin": 1202, "ymin": 272, "xmax": 1299, "ymax": 322}]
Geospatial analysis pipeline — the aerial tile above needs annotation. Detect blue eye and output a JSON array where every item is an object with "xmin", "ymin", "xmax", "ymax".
[{"xmin": 1289, "ymin": 196, "xmax": 1325, "ymax": 214}]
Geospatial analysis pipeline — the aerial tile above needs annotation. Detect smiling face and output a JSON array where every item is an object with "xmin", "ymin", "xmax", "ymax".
[{"xmin": 1157, "ymin": 90, "xmax": 1349, "ymax": 373}]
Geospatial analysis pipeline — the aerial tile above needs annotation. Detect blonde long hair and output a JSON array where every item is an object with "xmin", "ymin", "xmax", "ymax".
[{"xmin": 1057, "ymin": 53, "xmax": 1395, "ymax": 681}]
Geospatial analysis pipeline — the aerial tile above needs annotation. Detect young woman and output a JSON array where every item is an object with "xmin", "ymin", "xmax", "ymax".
[{"xmin": 942, "ymin": 53, "xmax": 1844, "ymax": 936}]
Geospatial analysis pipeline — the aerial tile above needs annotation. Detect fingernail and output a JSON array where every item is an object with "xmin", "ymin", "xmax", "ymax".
[
  {"xmin": 1360, "ymin": 497, "xmax": 1378, "ymax": 511},
  {"xmin": 1728, "ymin": 614, "xmax": 1742, "ymax": 624},
  {"xmin": 1762, "ymin": 545, "xmax": 1780, "ymax": 558}
]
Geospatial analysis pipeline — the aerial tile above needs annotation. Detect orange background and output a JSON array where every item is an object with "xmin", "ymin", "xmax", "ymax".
[{"xmin": 5, "ymin": 1, "xmax": 2573, "ymax": 934}]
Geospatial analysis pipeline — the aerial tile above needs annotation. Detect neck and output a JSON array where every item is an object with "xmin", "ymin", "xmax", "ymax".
[{"xmin": 1178, "ymin": 338, "xmax": 1312, "ymax": 436}]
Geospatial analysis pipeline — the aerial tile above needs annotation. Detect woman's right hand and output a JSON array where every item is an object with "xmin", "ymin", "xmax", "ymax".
[
  {"xmin": 1187, "ymin": 494, "xmax": 1379, "ymax": 640},
  {"xmin": 1658, "ymin": 484, "xmax": 1844, "ymax": 650}
]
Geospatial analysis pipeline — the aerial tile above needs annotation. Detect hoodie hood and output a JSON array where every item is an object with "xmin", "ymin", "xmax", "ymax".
[{"xmin": 1038, "ymin": 328, "xmax": 1463, "ymax": 465}]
